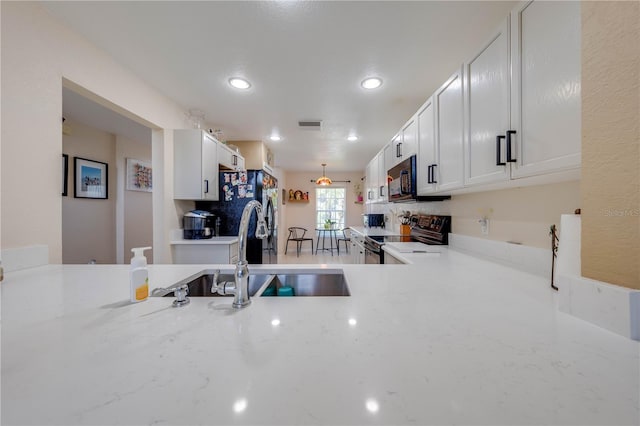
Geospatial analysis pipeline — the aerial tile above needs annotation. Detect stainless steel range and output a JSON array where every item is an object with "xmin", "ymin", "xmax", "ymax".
[{"xmin": 364, "ymin": 214, "xmax": 451, "ymax": 264}]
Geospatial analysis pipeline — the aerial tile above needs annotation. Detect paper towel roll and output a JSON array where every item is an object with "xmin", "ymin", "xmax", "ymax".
[{"xmin": 556, "ymin": 214, "xmax": 581, "ymax": 278}]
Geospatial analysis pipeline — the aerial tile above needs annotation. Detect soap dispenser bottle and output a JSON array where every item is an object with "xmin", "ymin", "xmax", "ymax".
[{"xmin": 130, "ymin": 247, "xmax": 151, "ymax": 303}]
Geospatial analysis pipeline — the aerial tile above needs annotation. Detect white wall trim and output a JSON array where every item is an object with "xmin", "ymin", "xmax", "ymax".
[
  {"xmin": 1, "ymin": 246, "xmax": 49, "ymax": 272},
  {"xmin": 115, "ymin": 137, "xmax": 126, "ymax": 264},
  {"xmin": 448, "ymin": 233, "xmax": 551, "ymax": 278}
]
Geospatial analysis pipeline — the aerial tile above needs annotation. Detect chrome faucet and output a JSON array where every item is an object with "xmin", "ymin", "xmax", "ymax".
[{"xmin": 211, "ymin": 200, "xmax": 268, "ymax": 308}]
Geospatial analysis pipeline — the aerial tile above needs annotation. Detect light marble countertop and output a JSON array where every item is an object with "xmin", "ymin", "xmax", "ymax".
[
  {"xmin": 170, "ymin": 236, "xmax": 239, "ymax": 245},
  {"xmin": 2, "ymin": 252, "xmax": 639, "ymax": 425},
  {"xmin": 349, "ymin": 226, "xmax": 398, "ymax": 237},
  {"xmin": 383, "ymin": 242, "xmax": 444, "ymax": 264}
]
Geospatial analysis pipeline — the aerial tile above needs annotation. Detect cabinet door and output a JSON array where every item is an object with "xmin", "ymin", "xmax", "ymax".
[
  {"xmin": 416, "ymin": 97, "xmax": 436, "ymax": 195},
  {"xmin": 464, "ymin": 18, "xmax": 511, "ymax": 186},
  {"xmin": 201, "ymin": 133, "xmax": 218, "ymax": 200},
  {"xmin": 217, "ymin": 143, "xmax": 232, "ymax": 168},
  {"xmin": 174, "ymin": 129, "xmax": 219, "ymax": 201},
  {"xmin": 365, "ymin": 160, "xmax": 376, "ymax": 203},
  {"xmin": 218, "ymin": 143, "xmax": 245, "ymax": 171},
  {"xmin": 382, "ymin": 143, "xmax": 393, "ymax": 200},
  {"xmin": 390, "ymin": 133, "xmax": 402, "ymax": 167},
  {"xmin": 234, "ymin": 154, "xmax": 245, "ymax": 171},
  {"xmin": 401, "ymin": 118, "xmax": 417, "ymax": 161},
  {"xmin": 377, "ymin": 150, "xmax": 387, "ymax": 201},
  {"xmin": 510, "ymin": 0, "xmax": 581, "ymax": 178},
  {"xmin": 435, "ymin": 67, "xmax": 465, "ymax": 192},
  {"xmin": 370, "ymin": 156, "xmax": 379, "ymax": 202}
]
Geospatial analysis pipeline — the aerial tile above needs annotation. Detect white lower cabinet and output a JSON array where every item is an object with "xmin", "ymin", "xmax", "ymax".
[
  {"xmin": 172, "ymin": 241, "xmax": 239, "ymax": 264},
  {"xmin": 350, "ymin": 232, "xmax": 365, "ymax": 264},
  {"xmin": 384, "ymin": 252, "xmax": 405, "ymax": 264}
]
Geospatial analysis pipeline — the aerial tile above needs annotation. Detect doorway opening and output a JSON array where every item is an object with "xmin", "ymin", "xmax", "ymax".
[{"xmin": 62, "ymin": 85, "xmax": 154, "ymax": 264}]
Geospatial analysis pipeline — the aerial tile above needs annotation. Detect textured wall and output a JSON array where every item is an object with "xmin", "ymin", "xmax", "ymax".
[{"xmin": 581, "ymin": 1, "xmax": 640, "ymax": 289}]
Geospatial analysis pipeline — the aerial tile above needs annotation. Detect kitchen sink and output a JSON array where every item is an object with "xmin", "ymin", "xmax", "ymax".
[
  {"xmin": 260, "ymin": 272, "xmax": 350, "ymax": 297},
  {"xmin": 153, "ymin": 271, "xmax": 273, "ymax": 297},
  {"xmin": 153, "ymin": 269, "xmax": 350, "ymax": 298}
]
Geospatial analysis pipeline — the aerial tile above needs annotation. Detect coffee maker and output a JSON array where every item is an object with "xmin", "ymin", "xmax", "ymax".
[{"xmin": 183, "ymin": 210, "xmax": 216, "ymax": 239}]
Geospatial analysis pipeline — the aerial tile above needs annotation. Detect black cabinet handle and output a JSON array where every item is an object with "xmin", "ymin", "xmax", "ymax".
[
  {"xmin": 431, "ymin": 164, "xmax": 438, "ymax": 184},
  {"xmin": 506, "ymin": 130, "xmax": 517, "ymax": 163},
  {"xmin": 496, "ymin": 135, "xmax": 506, "ymax": 166},
  {"xmin": 427, "ymin": 165, "xmax": 432, "ymax": 184},
  {"xmin": 379, "ymin": 185, "xmax": 384, "ymax": 197},
  {"xmin": 232, "ymin": 155, "xmax": 237, "ymax": 166},
  {"xmin": 396, "ymin": 142, "xmax": 403, "ymax": 158},
  {"xmin": 204, "ymin": 179, "xmax": 209, "ymax": 194}
]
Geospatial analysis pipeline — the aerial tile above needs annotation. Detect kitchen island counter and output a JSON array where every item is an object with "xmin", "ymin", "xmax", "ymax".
[{"xmin": 2, "ymin": 251, "xmax": 638, "ymax": 425}]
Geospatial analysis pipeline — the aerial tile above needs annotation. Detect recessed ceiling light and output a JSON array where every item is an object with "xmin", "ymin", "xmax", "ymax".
[
  {"xmin": 270, "ymin": 135, "xmax": 281, "ymax": 142},
  {"xmin": 361, "ymin": 77, "xmax": 382, "ymax": 90},
  {"xmin": 229, "ymin": 77, "xmax": 251, "ymax": 90},
  {"xmin": 347, "ymin": 135, "xmax": 359, "ymax": 142}
]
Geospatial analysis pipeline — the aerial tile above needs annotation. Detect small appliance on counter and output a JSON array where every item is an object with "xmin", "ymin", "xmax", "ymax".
[
  {"xmin": 363, "ymin": 213, "xmax": 385, "ymax": 228},
  {"xmin": 183, "ymin": 210, "xmax": 216, "ymax": 239}
]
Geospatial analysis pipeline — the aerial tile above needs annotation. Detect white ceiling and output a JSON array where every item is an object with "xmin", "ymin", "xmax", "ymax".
[{"xmin": 45, "ymin": 1, "xmax": 515, "ymax": 172}]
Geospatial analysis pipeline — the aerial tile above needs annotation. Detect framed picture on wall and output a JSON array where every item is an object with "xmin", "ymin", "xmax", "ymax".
[
  {"xmin": 62, "ymin": 154, "xmax": 68, "ymax": 196},
  {"xmin": 126, "ymin": 158, "xmax": 152, "ymax": 192},
  {"xmin": 74, "ymin": 157, "xmax": 108, "ymax": 199}
]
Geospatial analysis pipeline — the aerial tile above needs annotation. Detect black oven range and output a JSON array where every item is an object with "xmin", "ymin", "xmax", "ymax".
[{"xmin": 364, "ymin": 215, "xmax": 451, "ymax": 264}]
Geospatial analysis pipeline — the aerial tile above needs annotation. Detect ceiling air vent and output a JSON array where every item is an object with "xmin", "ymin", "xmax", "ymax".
[{"xmin": 298, "ymin": 120, "xmax": 323, "ymax": 131}]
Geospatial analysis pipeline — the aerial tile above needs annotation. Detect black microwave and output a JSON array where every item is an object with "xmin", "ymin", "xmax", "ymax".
[
  {"xmin": 388, "ymin": 155, "xmax": 418, "ymax": 202},
  {"xmin": 387, "ymin": 155, "xmax": 452, "ymax": 203}
]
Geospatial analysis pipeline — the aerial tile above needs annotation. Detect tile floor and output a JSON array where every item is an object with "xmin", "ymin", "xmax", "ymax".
[{"xmin": 277, "ymin": 246, "xmax": 353, "ymax": 264}]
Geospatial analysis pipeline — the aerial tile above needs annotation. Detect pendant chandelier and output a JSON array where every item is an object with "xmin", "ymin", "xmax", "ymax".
[{"xmin": 315, "ymin": 163, "xmax": 333, "ymax": 186}]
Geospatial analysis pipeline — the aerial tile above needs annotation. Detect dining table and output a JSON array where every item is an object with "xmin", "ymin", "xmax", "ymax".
[{"xmin": 315, "ymin": 227, "xmax": 339, "ymax": 256}]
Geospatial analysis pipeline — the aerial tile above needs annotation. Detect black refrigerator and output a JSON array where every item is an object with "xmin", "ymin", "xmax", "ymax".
[{"xmin": 196, "ymin": 169, "xmax": 278, "ymax": 264}]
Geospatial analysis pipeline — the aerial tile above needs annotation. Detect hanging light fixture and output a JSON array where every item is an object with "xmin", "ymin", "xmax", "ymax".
[{"xmin": 315, "ymin": 163, "xmax": 333, "ymax": 186}]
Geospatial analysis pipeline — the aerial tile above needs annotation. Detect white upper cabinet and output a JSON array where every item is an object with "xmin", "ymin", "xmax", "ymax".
[
  {"xmin": 366, "ymin": 0, "xmax": 580, "ymax": 197},
  {"xmin": 365, "ymin": 157, "xmax": 378, "ymax": 204},
  {"xmin": 510, "ymin": 0, "xmax": 581, "ymax": 178},
  {"xmin": 365, "ymin": 147, "xmax": 389, "ymax": 203},
  {"xmin": 174, "ymin": 129, "xmax": 219, "ymax": 200},
  {"xmin": 389, "ymin": 133, "xmax": 402, "ymax": 168},
  {"xmin": 464, "ymin": 1, "xmax": 581, "ymax": 185},
  {"xmin": 217, "ymin": 142, "xmax": 245, "ymax": 171},
  {"xmin": 464, "ymin": 18, "xmax": 511, "ymax": 186},
  {"xmin": 400, "ymin": 118, "xmax": 417, "ymax": 162},
  {"xmin": 377, "ymin": 148, "xmax": 388, "ymax": 202},
  {"xmin": 434, "ymin": 67, "xmax": 465, "ymax": 192},
  {"xmin": 416, "ymin": 97, "xmax": 436, "ymax": 195},
  {"xmin": 389, "ymin": 120, "xmax": 417, "ymax": 169}
]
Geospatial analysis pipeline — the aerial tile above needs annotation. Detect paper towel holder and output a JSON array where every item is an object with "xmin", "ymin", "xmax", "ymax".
[{"xmin": 550, "ymin": 224, "xmax": 559, "ymax": 291}]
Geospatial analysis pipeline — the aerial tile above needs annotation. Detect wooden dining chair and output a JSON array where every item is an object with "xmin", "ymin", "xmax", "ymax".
[
  {"xmin": 336, "ymin": 228, "xmax": 351, "ymax": 255},
  {"xmin": 285, "ymin": 227, "xmax": 314, "ymax": 257}
]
